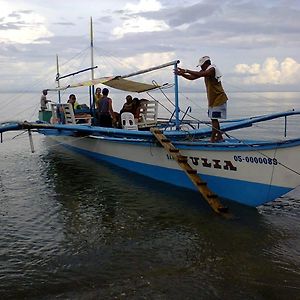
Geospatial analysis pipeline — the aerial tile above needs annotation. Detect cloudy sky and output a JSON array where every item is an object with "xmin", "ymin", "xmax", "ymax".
[{"xmin": 0, "ymin": 0, "xmax": 300, "ymax": 93}]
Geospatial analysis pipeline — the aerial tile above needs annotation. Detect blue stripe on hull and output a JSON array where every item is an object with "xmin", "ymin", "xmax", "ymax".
[
  {"xmin": 62, "ymin": 143, "xmax": 291, "ymax": 207},
  {"xmin": 200, "ymin": 175, "xmax": 290, "ymax": 207}
]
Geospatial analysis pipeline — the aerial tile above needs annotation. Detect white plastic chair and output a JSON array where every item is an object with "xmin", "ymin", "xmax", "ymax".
[
  {"xmin": 136, "ymin": 100, "xmax": 158, "ymax": 128},
  {"xmin": 50, "ymin": 103, "xmax": 92, "ymax": 125},
  {"xmin": 121, "ymin": 112, "xmax": 138, "ymax": 130},
  {"xmin": 62, "ymin": 103, "xmax": 76, "ymax": 124}
]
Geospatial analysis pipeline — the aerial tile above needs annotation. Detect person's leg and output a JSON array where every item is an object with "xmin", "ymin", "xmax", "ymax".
[
  {"xmin": 211, "ymin": 119, "xmax": 217, "ymax": 142},
  {"xmin": 104, "ymin": 115, "xmax": 113, "ymax": 128},
  {"xmin": 209, "ymin": 103, "xmax": 226, "ymax": 142},
  {"xmin": 98, "ymin": 115, "xmax": 104, "ymax": 127},
  {"xmin": 108, "ymin": 116, "xmax": 113, "ymax": 128},
  {"xmin": 211, "ymin": 119, "xmax": 223, "ymax": 142}
]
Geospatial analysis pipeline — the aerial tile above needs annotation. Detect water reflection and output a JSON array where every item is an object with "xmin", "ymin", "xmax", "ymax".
[
  {"xmin": 0, "ymin": 132, "xmax": 299, "ymax": 299},
  {"xmin": 39, "ymin": 138, "xmax": 300, "ymax": 299}
]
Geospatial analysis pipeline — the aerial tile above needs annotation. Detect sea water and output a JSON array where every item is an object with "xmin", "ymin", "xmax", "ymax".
[{"xmin": 0, "ymin": 91, "xmax": 300, "ymax": 299}]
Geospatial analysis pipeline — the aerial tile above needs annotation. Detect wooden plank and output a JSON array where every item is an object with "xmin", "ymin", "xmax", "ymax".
[{"xmin": 150, "ymin": 127, "xmax": 232, "ymax": 218}]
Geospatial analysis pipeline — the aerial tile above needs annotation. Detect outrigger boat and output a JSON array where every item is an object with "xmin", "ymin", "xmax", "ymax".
[
  {"xmin": 1, "ymin": 22, "xmax": 300, "ymax": 216},
  {"xmin": 1, "ymin": 60, "xmax": 300, "ymax": 215}
]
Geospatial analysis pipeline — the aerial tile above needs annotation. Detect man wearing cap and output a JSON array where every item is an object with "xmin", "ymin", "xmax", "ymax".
[{"xmin": 175, "ymin": 56, "xmax": 228, "ymax": 142}]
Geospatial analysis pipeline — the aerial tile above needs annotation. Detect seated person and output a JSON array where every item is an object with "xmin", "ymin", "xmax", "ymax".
[
  {"xmin": 54, "ymin": 103, "xmax": 64, "ymax": 124},
  {"xmin": 131, "ymin": 97, "xmax": 141, "ymax": 118},
  {"xmin": 120, "ymin": 95, "xmax": 135, "ymax": 114},
  {"xmin": 132, "ymin": 98, "xmax": 149, "ymax": 121},
  {"xmin": 116, "ymin": 95, "xmax": 134, "ymax": 128},
  {"xmin": 67, "ymin": 94, "xmax": 91, "ymax": 124},
  {"xmin": 80, "ymin": 103, "xmax": 89, "ymax": 109},
  {"xmin": 67, "ymin": 94, "xmax": 81, "ymax": 110}
]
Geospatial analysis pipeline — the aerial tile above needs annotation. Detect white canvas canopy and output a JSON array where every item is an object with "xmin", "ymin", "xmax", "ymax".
[
  {"xmin": 103, "ymin": 77, "xmax": 159, "ymax": 92},
  {"xmin": 47, "ymin": 61, "xmax": 181, "ymax": 93},
  {"xmin": 47, "ymin": 76, "xmax": 159, "ymax": 93}
]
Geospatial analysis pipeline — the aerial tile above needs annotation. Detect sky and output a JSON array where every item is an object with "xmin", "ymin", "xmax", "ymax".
[{"xmin": 0, "ymin": 0, "xmax": 300, "ymax": 93}]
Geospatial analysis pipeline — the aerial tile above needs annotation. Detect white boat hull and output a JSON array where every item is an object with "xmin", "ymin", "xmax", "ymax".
[{"xmin": 46, "ymin": 133, "xmax": 300, "ymax": 207}]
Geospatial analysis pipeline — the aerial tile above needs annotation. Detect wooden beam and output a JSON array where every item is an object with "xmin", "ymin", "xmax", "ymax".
[{"xmin": 151, "ymin": 128, "xmax": 232, "ymax": 218}]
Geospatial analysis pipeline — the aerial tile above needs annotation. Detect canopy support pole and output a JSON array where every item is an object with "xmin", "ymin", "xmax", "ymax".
[{"xmin": 174, "ymin": 61, "xmax": 180, "ymax": 130}]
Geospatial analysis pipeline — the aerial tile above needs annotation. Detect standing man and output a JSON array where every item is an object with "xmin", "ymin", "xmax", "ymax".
[
  {"xmin": 97, "ymin": 88, "xmax": 115, "ymax": 127},
  {"xmin": 175, "ymin": 56, "xmax": 228, "ymax": 142},
  {"xmin": 40, "ymin": 89, "xmax": 51, "ymax": 111}
]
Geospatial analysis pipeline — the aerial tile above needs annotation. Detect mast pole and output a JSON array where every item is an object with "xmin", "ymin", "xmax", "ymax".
[
  {"xmin": 90, "ymin": 16, "xmax": 95, "ymax": 111},
  {"xmin": 56, "ymin": 54, "xmax": 61, "ymax": 104},
  {"xmin": 174, "ymin": 61, "xmax": 180, "ymax": 130},
  {"xmin": 90, "ymin": 16, "xmax": 95, "ymax": 81}
]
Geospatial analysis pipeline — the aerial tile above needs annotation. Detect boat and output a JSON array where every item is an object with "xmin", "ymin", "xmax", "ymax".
[
  {"xmin": 36, "ymin": 109, "xmax": 300, "ymax": 210},
  {"xmin": 1, "ymin": 21, "xmax": 300, "ymax": 215},
  {"xmin": 2, "ymin": 88, "xmax": 300, "ymax": 213}
]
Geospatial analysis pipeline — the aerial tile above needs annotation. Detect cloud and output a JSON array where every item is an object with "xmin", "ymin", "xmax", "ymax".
[
  {"xmin": 112, "ymin": 16, "xmax": 169, "ymax": 38},
  {"xmin": 0, "ymin": 0, "xmax": 300, "ymax": 93},
  {"xmin": 52, "ymin": 21, "xmax": 76, "ymax": 26},
  {"xmin": 123, "ymin": 51, "xmax": 175, "ymax": 70},
  {"xmin": 137, "ymin": 0, "xmax": 300, "ymax": 50},
  {"xmin": 234, "ymin": 57, "xmax": 300, "ymax": 85},
  {"xmin": 112, "ymin": 0, "xmax": 168, "ymax": 38},
  {"xmin": 124, "ymin": 0, "xmax": 162, "ymax": 13},
  {"xmin": 140, "ymin": 1, "xmax": 219, "ymax": 27},
  {"xmin": 0, "ymin": 10, "xmax": 53, "ymax": 44}
]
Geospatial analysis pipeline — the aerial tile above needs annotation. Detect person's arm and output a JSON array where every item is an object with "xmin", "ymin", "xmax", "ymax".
[
  {"xmin": 175, "ymin": 67, "xmax": 215, "ymax": 80},
  {"xmin": 187, "ymin": 67, "xmax": 215, "ymax": 78},
  {"xmin": 175, "ymin": 67, "xmax": 198, "ymax": 80},
  {"xmin": 108, "ymin": 99, "xmax": 115, "ymax": 120}
]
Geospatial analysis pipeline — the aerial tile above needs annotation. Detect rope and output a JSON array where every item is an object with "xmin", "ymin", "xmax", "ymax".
[
  {"xmin": 267, "ymin": 148, "xmax": 278, "ymax": 201},
  {"xmin": 152, "ymin": 87, "xmax": 300, "ymax": 178},
  {"xmin": 144, "ymin": 87, "xmax": 300, "ymax": 181}
]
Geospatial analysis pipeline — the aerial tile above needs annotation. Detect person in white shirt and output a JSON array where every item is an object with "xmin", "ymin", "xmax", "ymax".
[{"xmin": 40, "ymin": 89, "xmax": 51, "ymax": 111}]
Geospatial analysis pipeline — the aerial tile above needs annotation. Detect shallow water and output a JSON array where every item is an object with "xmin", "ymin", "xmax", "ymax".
[
  {"xmin": 0, "ymin": 131, "xmax": 300, "ymax": 299},
  {"xmin": 1, "ymin": 92, "xmax": 300, "ymax": 299}
]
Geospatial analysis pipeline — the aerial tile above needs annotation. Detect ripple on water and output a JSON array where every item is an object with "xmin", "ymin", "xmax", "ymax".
[{"xmin": 0, "ymin": 134, "xmax": 300, "ymax": 299}]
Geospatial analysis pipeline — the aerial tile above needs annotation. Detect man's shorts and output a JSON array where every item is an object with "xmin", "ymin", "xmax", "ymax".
[{"xmin": 208, "ymin": 102, "xmax": 227, "ymax": 119}]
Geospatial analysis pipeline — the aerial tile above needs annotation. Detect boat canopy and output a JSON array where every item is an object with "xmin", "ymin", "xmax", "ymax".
[
  {"xmin": 47, "ymin": 76, "xmax": 159, "ymax": 93},
  {"xmin": 104, "ymin": 77, "xmax": 159, "ymax": 92}
]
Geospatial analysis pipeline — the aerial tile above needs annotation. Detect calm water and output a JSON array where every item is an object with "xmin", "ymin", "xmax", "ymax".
[{"xmin": 0, "ymin": 92, "xmax": 300, "ymax": 299}]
